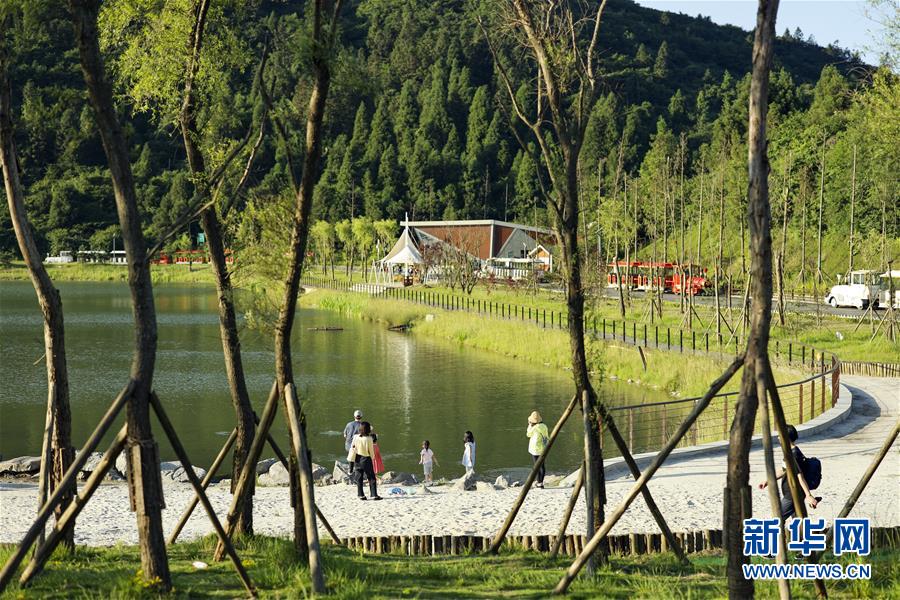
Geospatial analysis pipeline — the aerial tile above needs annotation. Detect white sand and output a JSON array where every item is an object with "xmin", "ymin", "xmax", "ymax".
[{"xmin": 1, "ymin": 376, "xmax": 896, "ymax": 546}]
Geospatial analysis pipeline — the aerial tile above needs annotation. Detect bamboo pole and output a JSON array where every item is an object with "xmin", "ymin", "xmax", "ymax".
[
  {"xmin": 0, "ymin": 384, "xmax": 131, "ymax": 592},
  {"xmin": 757, "ymin": 371, "xmax": 792, "ymax": 600},
  {"xmin": 169, "ymin": 428, "xmax": 238, "ymax": 544},
  {"xmin": 284, "ymin": 384, "xmax": 325, "ymax": 594},
  {"xmin": 487, "ymin": 394, "xmax": 578, "ymax": 554},
  {"xmin": 813, "ymin": 419, "xmax": 900, "ymax": 563},
  {"xmin": 19, "ymin": 426, "xmax": 128, "ymax": 586},
  {"xmin": 553, "ymin": 355, "xmax": 744, "ymax": 594},
  {"xmin": 550, "ymin": 464, "xmax": 583, "ymax": 558},
  {"xmin": 150, "ymin": 394, "xmax": 255, "ymax": 597},
  {"xmin": 601, "ymin": 408, "xmax": 687, "ymax": 564},
  {"xmin": 215, "ymin": 381, "xmax": 279, "ymax": 561},
  {"xmin": 34, "ymin": 408, "xmax": 54, "ymax": 552}
]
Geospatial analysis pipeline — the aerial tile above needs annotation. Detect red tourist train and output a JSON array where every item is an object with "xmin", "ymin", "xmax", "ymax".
[
  {"xmin": 606, "ymin": 261, "xmax": 709, "ymax": 296},
  {"xmin": 153, "ymin": 249, "xmax": 235, "ymax": 265}
]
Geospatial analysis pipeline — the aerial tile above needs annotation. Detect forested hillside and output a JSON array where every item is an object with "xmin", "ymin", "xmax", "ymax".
[{"xmin": 2, "ymin": 0, "xmax": 896, "ymax": 288}]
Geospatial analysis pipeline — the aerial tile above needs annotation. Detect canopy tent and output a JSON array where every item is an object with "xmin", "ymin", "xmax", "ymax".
[
  {"xmin": 380, "ymin": 226, "xmax": 423, "ymax": 265},
  {"xmin": 880, "ymin": 270, "xmax": 900, "ymax": 279}
]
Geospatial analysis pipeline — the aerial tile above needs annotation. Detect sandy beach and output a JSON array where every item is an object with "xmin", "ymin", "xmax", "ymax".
[{"xmin": 1, "ymin": 376, "xmax": 896, "ymax": 546}]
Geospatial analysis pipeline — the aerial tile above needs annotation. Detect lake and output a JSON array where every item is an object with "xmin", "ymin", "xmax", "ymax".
[{"xmin": 0, "ymin": 281, "xmax": 669, "ymax": 476}]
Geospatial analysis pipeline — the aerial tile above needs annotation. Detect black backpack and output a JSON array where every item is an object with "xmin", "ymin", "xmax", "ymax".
[{"xmin": 801, "ymin": 456, "xmax": 822, "ymax": 490}]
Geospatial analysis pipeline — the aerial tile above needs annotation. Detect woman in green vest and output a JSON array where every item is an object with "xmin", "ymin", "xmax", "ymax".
[{"xmin": 526, "ymin": 411, "xmax": 549, "ymax": 488}]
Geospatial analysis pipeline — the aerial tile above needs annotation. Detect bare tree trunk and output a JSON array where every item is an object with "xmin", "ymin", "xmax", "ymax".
[
  {"xmin": 848, "ymin": 144, "xmax": 856, "ymax": 273},
  {"xmin": 68, "ymin": 0, "xmax": 170, "ymax": 587},
  {"xmin": 816, "ymin": 132, "xmax": 825, "ymax": 283},
  {"xmin": 1, "ymin": 50, "xmax": 76, "ymax": 550},
  {"xmin": 180, "ymin": 0, "xmax": 256, "ymax": 535},
  {"xmin": 271, "ymin": 1, "xmax": 341, "ymax": 591},
  {"xmin": 776, "ymin": 153, "xmax": 791, "ymax": 326},
  {"xmin": 725, "ymin": 1, "xmax": 779, "ymax": 597}
]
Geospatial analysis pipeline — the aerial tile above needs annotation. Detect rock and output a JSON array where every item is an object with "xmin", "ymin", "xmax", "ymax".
[
  {"xmin": 494, "ymin": 475, "xmax": 509, "ymax": 489},
  {"xmin": 542, "ymin": 475, "xmax": 564, "ymax": 488},
  {"xmin": 452, "ymin": 471, "xmax": 477, "ymax": 491},
  {"xmin": 333, "ymin": 461, "xmax": 351, "ymax": 484},
  {"xmin": 380, "ymin": 470, "xmax": 417, "ymax": 485},
  {"xmin": 159, "ymin": 461, "xmax": 180, "ymax": 473},
  {"xmin": 311, "ymin": 463, "xmax": 330, "ymax": 482},
  {"xmin": 510, "ymin": 481, "xmax": 522, "ymax": 488},
  {"xmin": 0, "ymin": 456, "xmax": 41, "ymax": 475},
  {"xmin": 115, "ymin": 453, "xmax": 128, "ymax": 476},
  {"xmin": 256, "ymin": 458, "xmax": 277, "ymax": 475},
  {"xmin": 166, "ymin": 465, "xmax": 207, "ymax": 483},
  {"xmin": 76, "ymin": 451, "xmax": 124, "ymax": 481},
  {"xmin": 474, "ymin": 481, "xmax": 497, "ymax": 492},
  {"xmin": 559, "ymin": 469, "xmax": 581, "ymax": 488},
  {"xmin": 258, "ymin": 461, "xmax": 290, "ymax": 486}
]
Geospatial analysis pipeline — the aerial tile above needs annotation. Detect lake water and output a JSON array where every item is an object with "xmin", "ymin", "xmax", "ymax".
[{"xmin": 0, "ymin": 281, "xmax": 669, "ymax": 476}]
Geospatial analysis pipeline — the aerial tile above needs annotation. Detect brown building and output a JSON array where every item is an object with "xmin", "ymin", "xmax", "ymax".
[{"xmin": 403, "ymin": 219, "xmax": 554, "ymax": 262}]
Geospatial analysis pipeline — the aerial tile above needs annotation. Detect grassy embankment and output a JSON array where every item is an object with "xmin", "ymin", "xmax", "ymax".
[
  {"xmin": 0, "ymin": 261, "xmax": 216, "ymax": 285},
  {"xmin": 1, "ymin": 537, "xmax": 896, "ymax": 599},
  {"xmin": 304, "ymin": 268, "xmax": 900, "ymax": 363},
  {"xmin": 299, "ymin": 287, "xmax": 810, "ymax": 401}
]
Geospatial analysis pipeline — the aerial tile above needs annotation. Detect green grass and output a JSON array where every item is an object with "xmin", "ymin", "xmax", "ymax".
[
  {"xmin": 0, "ymin": 261, "xmax": 216, "ymax": 285},
  {"xmin": 303, "ymin": 270, "xmax": 900, "ymax": 364},
  {"xmin": 300, "ymin": 288, "xmax": 808, "ymax": 400},
  {"xmin": 1, "ymin": 538, "xmax": 897, "ymax": 599}
]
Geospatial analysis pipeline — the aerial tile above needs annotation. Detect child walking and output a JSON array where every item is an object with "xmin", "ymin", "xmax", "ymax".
[
  {"xmin": 461, "ymin": 431, "xmax": 476, "ymax": 476},
  {"xmin": 419, "ymin": 440, "xmax": 439, "ymax": 484}
]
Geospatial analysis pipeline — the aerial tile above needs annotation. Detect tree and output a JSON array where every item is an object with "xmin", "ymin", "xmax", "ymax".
[
  {"xmin": 310, "ymin": 220, "xmax": 335, "ymax": 276},
  {"xmin": 352, "ymin": 216, "xmax": 376, "ymax": 281},
  {"xmin": 68, "ymin": 0, "xmax": 170, "ymax": 587},
  {"xmin": 653, "ymin": 41, "xmax": 669, "ymax": 78},
  {"xmin": 1, "ymin": 32, "xmax": 76, "ymax": 551},
  {"xmin": 724, "ymin": 0, "xmax": 784, "ymax": 596},
  {"xmin": 481, "ymin": 0, "xmax": 612, "ymax": 571},
  {"xmin": 103, "ymin": 0, "xmax": 260, "ymax": 535}
]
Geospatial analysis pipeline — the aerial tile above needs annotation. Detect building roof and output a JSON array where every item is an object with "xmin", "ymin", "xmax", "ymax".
[
  {"xmin": 380, "ymin": 226, "xmax": 424, "ymax": 265},
  {"xmin": 402, "ymin": 219, "xmax": 552, "ymax": 236}
]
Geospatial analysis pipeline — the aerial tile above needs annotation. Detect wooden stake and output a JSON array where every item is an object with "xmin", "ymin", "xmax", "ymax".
[
  {"xmin": 169, "ymin": 428, "xmax": 237, "ymax": 545},
  {"xmin": 0, "ymin": 385, "xmax": 130, "ymax": 592},
  {"xmin": 150, "ymin": 394, "xmax": 255, "ymax": 597},
  {"xmin": 487, "ymin": 394, "xmax": 578, "ymax": 554},
  {"xmin": 19, "ymin": 426, "xmax": 128, "ymax": 586},
  {"xmin": 550, "ymin": 464, "xmax": 584, "ymax": 558},
  {"xmin": 553, "ymin": 355, "xmax": 744, "ymax": 594},
  {"xmin": 284, "ymin": 384, "xmax": 325, "ymax": 594},
  {"xmin": 215, "ymin": 381, "xmax": 278, "ymax": 562}
]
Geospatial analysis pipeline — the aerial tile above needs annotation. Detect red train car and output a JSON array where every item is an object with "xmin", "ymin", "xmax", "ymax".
[{"xmin": 607, "ymin": 261, "xmax": 708, "ymax": 296}]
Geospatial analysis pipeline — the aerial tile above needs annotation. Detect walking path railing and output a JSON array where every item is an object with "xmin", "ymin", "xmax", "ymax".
[{"xmin": 301, "ymin": 276, "xmax": 843, "ymax": 456}]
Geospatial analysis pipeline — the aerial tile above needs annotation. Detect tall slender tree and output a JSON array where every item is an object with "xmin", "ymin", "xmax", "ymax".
[
  {"xmin": 1, "ymin": 34, "xmax": 76, "ymax": 551},
  {"xmin": 68, "ymin": 0, "xmax": 170, "ymax": 587}
]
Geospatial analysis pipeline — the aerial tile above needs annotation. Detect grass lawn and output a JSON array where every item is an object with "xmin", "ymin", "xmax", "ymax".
[
  {"xmin": 0, "ymin": 537, "xmax": 896, "ymax": 599},
  {"xmin": 0, "ymin": 262, "xmax": 216, "ymax": 285}
]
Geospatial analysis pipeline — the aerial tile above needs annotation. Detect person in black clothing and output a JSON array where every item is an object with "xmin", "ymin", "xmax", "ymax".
[
  {"xmin": 758, "ymin": 424, "xmax": 819, "ymax": 519},
  {"xmin": 347, "ymin": 421, "xmax": 381, "ymax": 500}
]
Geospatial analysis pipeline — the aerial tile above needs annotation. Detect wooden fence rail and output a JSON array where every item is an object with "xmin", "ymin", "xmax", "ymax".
[
  {"xmin": 839, "ymin": 361, "xmax": 900, "ymax": 378},
  {"xmin": 334, "ymin": 527, "xmax": 900, "ymax": 557}
]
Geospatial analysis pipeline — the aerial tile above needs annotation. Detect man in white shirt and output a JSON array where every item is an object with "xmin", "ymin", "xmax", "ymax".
[{"xmin": 344, "ymin": 410, "xmax": 363, "ymax": 472}]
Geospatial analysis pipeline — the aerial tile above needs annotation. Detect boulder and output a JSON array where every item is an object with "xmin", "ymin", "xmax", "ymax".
[
  {"xmin": 76, "ymin": 451, "xmax": 124, "ymax": 481},
  {"xmin": 115, "ymin": 453, "xmax": 128, "ymax": 477},
  {"xmin": 333, "ymin": 461, "xmax": 351, "ymax": 484},
  {"xmin": 0, "ymin": 456, "xmax": 41, "ymax": 475},
  {"xmin": 258, "ymin": 461, "xmax": 290, "ymax": 486},
  {"xmin": 165, "ymin": 465, "xmax": 207, "ymax": 483},
  {"xmin": 542, "ymin": 474, "xmax": 564, "ymax": 488},
  {"xmin": 452, "ymin": 471, "xmax": 477, "ymax": 491},
  {"xmin": 311, "ymin": 463, "xmax": 330, "ymax": 482},
  {"xmin": 494, "ymin": 475, "xmax": 509, "ymax": 489},
  {"xmin": 474, "ymin": 481, "xmax": 497, "ymax": 492},
  {"xmin": 256, "ymin": 458, "xmax": 278, "ymax": 475},
  {"xmin": 559, "ymin": 469, "xmax": 581, "ymax": 488},
  {"xmin": 159, "ymin": 461, "xmax": 180, "ymax": 473},
  {"xmin": 380, "ymin": 471, "xmax": 417, "ymax": 485}
]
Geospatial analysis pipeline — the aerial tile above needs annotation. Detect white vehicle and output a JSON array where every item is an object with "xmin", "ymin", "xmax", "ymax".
[
  {"xmin": 44, "ymin": 250, "xmax": 74, "ymax": 264},
  {"xmin": 825, "ymin": 270, "xmax": 882, "ymax": 310},
  {"xmin": 879, "ymin": 270, "xmax": 900, "ymax": 309}
]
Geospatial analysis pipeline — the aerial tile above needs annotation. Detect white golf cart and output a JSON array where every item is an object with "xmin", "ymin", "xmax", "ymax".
[
  {"xmin": 825, "ymin": 270, "xmax": 882, "ymax": 310},
  {"xmin": 879, "ymin": 270, "xmax": 900, "ymax": 309}
]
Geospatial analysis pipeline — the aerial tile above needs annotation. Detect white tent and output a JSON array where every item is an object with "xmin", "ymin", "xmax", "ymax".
[{"xmin": 380, "ymin": 226, "xmax": 423, "ymax": 265}]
